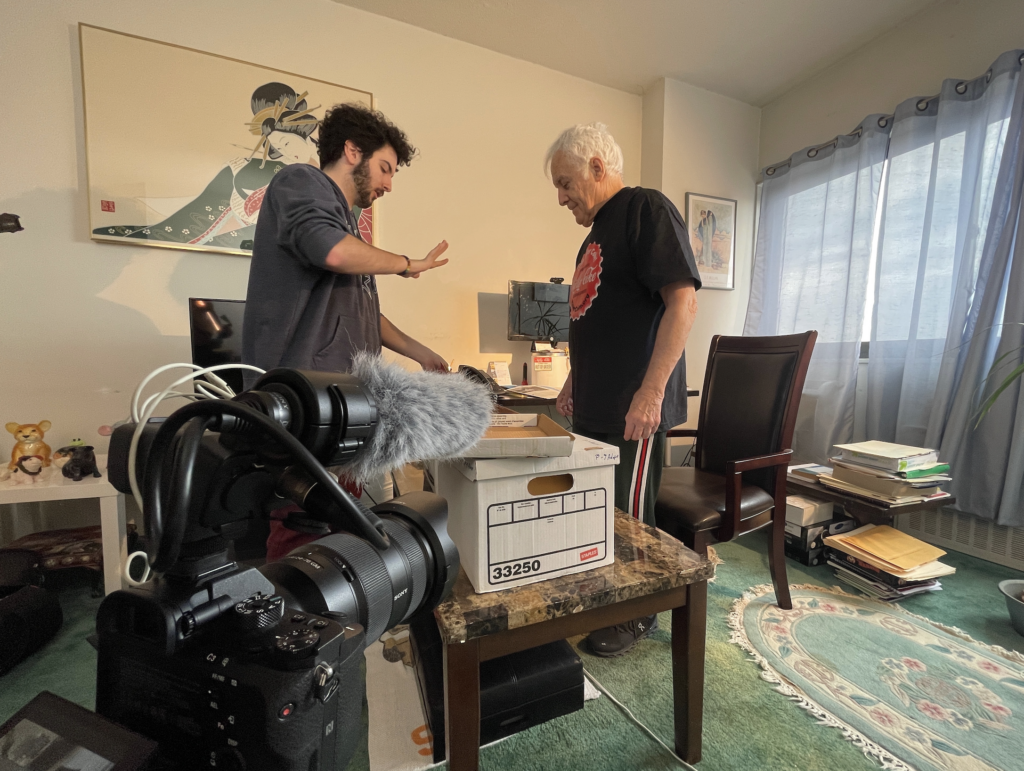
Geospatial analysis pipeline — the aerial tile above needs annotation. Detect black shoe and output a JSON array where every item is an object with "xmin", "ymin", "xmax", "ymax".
[{"xmin": 585, "ymin": 614, "xmax": 659, "ymax": 657}]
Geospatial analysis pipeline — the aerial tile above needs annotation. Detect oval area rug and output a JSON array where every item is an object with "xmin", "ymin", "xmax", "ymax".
[{"xmin": 731, "ymin": 584, "xmax": 1024, "ymax": 771}]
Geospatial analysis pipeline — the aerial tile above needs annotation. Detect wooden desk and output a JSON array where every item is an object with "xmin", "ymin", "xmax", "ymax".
[
  {"xmin": 787, "ymin": 475, "xmax": 956, "ymax": 526},
  {"xmin": 433, "ymin": 510, "xmax": 714, "ymax": 770},
  {"xmin": 0, "ymin": 454, "xmax": 126, "ymax": 594}
]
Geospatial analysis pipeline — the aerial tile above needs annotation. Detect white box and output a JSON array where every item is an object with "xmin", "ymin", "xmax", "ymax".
[
  {"xmin": 785, "ymin": 495, "xmax": 835, "ymax": 527},
  {"xmin": 435, "ymin": 435, "xmax": 620, "ymax": 593}
]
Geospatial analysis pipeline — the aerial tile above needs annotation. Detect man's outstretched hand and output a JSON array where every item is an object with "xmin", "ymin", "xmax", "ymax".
[{"xmin": 405, "ymin": 240, "xmax": 449, "ymax": 278}]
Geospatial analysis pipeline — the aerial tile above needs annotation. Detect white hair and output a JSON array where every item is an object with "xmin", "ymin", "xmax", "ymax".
[{"xmin": 545, "ymin": 122, "xmax": 624, "ymax": 178}]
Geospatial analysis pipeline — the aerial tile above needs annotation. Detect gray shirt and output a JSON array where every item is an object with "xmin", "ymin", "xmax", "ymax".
[{"xmin": 242, "ymin": 164, "xmax": 381, "ymax": 386}]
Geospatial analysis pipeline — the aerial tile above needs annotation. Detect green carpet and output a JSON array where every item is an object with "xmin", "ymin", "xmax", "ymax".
[
  {"xmin": 2, "ymin": 537, "xmax": 1023, "ymax": 771},
  {"xmin": 735, "ymin": 583, "xmax": 1024, "ymax": 770}
]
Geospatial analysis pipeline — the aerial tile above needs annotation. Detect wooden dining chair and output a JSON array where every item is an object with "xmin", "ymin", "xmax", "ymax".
[{"xmin": 655, "ymin": 332, "xmax": 817, "ymax": 609}]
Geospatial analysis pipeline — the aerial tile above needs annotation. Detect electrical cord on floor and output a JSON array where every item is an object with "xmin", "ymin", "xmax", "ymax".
[{"xmin": 582, "ymin": 668, "xmax": 700, "ymax": 771}]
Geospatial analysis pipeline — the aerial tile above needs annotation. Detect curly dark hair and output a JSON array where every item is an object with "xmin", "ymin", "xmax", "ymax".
[{"xmin": 318, "ymin": 103, "xmax": 416, "ymax": 169}]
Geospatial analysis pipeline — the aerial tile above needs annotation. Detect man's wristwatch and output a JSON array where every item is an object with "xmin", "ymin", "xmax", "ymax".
[{"xmin": 400, "ymin": 255, "xmax": 412, "ymax": 277}]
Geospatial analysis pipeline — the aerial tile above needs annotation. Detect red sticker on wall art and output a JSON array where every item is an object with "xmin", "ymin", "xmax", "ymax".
[
  {"xmin": 100, "ymin": 200, "xmax": 115, "ymax": 212},
  {"xmin": 569, "ymin": 243, "xmax": 602, "ymax": 321}
]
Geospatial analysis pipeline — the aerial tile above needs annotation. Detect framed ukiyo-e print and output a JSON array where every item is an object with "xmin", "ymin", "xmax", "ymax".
[
  {"xmin": 79, "ymin": 24, "xmax": 375, "ymax": 256},
  {"xmin": 685, "ymin": 193, "xmax": 736, "ymax": 290}
]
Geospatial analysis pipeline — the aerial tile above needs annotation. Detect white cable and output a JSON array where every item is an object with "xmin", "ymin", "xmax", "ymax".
[
  {"xmin": 194, "ymin": 381, "xmax": 233, "ymax": 400},
  {"xmin": 123, "ymin": 551, "xmax": 152, "ymax": 586},
  {"xmin": 126, "ymin": 363, "xmax": 265, "ymax": 516},
  {"xmin": 138, "ymin": 391, "xmax": 202, "ymax": 419},
  {"xmin": 583, "ymin": 668, "xmax": 700, "ymax": 771},
  {"xmin": 131, "ymin": 363, "xmax": 203, "ymax": 422}
]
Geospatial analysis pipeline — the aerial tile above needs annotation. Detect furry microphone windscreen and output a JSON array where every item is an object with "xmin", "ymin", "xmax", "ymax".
[{"xmin": 337, "ymin": 353, "xmax": 494, "ymax": 483}]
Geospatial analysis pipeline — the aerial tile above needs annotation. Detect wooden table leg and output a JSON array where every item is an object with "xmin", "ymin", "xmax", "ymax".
[
  {"xmin": 673, "ymin": 580, "xmax": 707, "ymax": 763},
  {"xmin": 443, "ymin": 638, "xmax": 481, "ymax": 771}
]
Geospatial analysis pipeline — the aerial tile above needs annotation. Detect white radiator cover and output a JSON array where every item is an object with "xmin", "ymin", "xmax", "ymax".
[{"xmin": 898, "ymin": 509, "xmax": 1024, "ymax": 571}]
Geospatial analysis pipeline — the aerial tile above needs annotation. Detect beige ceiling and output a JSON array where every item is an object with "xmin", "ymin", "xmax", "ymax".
[{"xmin": 336, "ymin": 0, "xmax": 937, "ymax": 106}]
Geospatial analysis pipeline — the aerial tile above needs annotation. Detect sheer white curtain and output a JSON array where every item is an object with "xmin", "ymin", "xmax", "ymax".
[
  {"xmin": 928, "ymin": 51, "xmax": 1024, "ymax": 526},
  {"xmin": 866, "ymin": 52, "xmax": 1020, "ymax": 453},
  {"xmin": 744, "ymin": 118, "xmax": 890, "ymax": 463}
]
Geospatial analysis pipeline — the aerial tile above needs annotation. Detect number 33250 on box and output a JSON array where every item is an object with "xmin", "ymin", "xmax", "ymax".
[{"xmin": 435, "ymin": 436, "xmax": 620, "ymax": 593}]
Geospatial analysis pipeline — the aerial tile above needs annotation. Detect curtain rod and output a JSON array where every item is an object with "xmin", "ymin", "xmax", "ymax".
[
  {"xmin": 763, "ymin": 52, "xmax": 1024, "ymax": 179},
  {"xmin": 764, "ymin": 120, "xmax": 888, "ymax": 177}
]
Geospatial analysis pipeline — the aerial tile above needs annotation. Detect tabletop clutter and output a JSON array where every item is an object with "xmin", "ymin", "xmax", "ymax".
[{"xmin": 785, "ymin": 440, "xmax": 956, "ymax": 600}]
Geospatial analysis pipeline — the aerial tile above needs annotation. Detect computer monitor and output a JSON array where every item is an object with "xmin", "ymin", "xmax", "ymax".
[
  {"xmin": 188, "ymin": 298, "xmax": 246, "ymax": 393},
  {"xmin": 507, "ymin": 280, "xmax": 570, "ymax": 344}
]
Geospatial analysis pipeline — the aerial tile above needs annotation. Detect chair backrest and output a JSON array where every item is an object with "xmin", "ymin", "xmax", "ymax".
[{"xmin": 693, "ymin": 332, "xmax": 817, "ymax": 492}]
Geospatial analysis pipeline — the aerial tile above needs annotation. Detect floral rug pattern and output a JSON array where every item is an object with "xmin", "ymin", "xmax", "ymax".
[{"xmin": 730, "ymin": 584, "xmax": 1024, "ymax": 771}]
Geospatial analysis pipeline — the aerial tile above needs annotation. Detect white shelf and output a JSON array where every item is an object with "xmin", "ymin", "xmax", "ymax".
[{"xmin": 0, "ymin": 454, "xmax": 126, "ymax": 594}]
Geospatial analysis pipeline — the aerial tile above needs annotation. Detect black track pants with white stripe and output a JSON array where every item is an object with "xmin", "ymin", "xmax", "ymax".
[{"xmin": 574, "ymin": 424, "xmax": 666, "ymax": 527}]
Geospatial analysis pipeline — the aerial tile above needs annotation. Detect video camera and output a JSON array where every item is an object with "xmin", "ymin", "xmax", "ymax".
[{"xmin": 96, "ymin": 368, "xmax": 459, "ymax": 771}]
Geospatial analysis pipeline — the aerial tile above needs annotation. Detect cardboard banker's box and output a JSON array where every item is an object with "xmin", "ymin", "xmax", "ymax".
[{"xmin": 435, "ymin": 434, "xmax": 619, "ymax": 593}]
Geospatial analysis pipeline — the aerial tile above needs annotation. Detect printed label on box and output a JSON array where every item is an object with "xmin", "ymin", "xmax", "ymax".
[{"xmin": 487, "ymin": 487, "xmax": 608, "ymax": 586}]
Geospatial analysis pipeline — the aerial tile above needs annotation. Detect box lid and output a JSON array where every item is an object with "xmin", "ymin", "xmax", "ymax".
[
  {"xmin": 450, "ymin": 433, "xmax": 620, "ymax": 481},
  {"xmin": 463, "ymin": 414, "xmax": 574, "ymax": 458}
]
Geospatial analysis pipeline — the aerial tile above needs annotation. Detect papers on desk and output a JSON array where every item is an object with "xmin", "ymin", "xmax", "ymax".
[
  {"xmin": 505, "ymin": 385, "xmax": 561, "ymax": 398},
  {"xmin": 817, "ymin": 474, "xmax": 951, "ymax": 506}
]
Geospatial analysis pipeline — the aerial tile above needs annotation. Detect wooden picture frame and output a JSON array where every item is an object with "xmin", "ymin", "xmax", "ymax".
[
  {"xmin": 685, "ymin": 193, "xmax": 736, "ymax": 290},
  {"xmin": 79, "ymin": 24, "xmax": 375, "ymax": 256}
]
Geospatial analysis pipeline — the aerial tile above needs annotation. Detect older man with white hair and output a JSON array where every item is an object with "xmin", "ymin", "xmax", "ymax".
[{"xmin": 548, "ymin": 122, "xmax": 700, "ymax": 657}]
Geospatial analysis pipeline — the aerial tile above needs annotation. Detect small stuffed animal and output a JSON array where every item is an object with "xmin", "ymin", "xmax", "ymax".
[
  {"xmin": 9, "ymin": 455, "xmax": 45, "ymax": 484},
  {"xmin": 7, "ymin": 421, "xmax": 52, "ymax": 470},
  {"xmin": 52, "ymin": 445, "xmax": 101, "ymax": 482}
]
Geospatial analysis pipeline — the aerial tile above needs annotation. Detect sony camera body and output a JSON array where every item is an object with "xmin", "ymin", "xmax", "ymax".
[{"xmin": 97, "ymin": 575, "xmax": 365, "ymax": 771}]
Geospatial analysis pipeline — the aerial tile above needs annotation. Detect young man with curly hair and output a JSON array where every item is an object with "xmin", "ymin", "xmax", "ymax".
[
  {"xmin": 243, "ymin": 102, "xmax": 449, "ymax": 381},
  {"xmin": 243, "ymin": 103, "xmax": 450, "ymax": 560}
]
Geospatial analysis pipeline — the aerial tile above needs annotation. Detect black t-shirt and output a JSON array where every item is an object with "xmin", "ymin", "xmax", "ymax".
[{"xmin": 568, "ymin": 187, "xmax": 701, "ymax": 433}]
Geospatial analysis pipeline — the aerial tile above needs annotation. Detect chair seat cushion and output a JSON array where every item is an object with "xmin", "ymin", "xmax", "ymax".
[{"xmin": 655, "ymin": 467, "xmax": 775, "ymax": 534}]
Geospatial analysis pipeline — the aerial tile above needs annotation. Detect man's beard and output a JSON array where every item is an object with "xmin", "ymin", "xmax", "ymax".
[{"xmin": 353, "ymin": 157, "xmax": 374, "ymax": 209}]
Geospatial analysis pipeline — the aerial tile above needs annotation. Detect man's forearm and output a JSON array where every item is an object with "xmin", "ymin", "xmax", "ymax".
[
  {"xmin": 641, "ymin": 288, "xmax": 698, "ymax": 396},
  {"xmin": 325, "ymin": 234, "xmax": 407, "ymax": 275},
  {"xmin": 380, "ymin": 314, "xmax": 421, "ymax": 359}
]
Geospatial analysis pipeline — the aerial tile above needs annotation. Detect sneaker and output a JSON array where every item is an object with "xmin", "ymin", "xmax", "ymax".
[{"xmin": 585, "ymin": 614, "xmax": 659, "ymax": 657}]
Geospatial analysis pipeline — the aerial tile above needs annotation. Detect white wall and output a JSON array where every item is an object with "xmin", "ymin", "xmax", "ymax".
[
  {"xmin": 760, "ymin": 0, "xmax": 1024, "ymax": 167},
  {"xmin": 0, "ymin": 0, "xmax": 641, "ymax": 455},
  {"xmin": 643, "ymin": 78, "xmax": 761, "ymax": 431}
]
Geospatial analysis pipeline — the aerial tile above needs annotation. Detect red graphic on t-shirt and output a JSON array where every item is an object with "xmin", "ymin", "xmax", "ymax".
[
  {"xmin": 570, "ymin": 242, "xmax": 603, "ymax": 321},
  {"xmin": 244, "ymin": 185, "xmax": 268, "ymax": 218}
]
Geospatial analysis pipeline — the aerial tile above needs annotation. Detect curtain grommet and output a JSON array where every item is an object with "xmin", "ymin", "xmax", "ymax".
[
  {"xmin": 917, "ymin": 99, "xmax": 929, "ymax": 111},
  {"xmin": 1019, "ymin": 52, "xmax": 1024, "ymax": 65},
  {"xmin": 955, "ymin": 82, "xmax": 967, "ymax": 94},
  {"xmin": 878, "ymin": 117, "xmax": 889, "ymax": 128},
  {"xmin": 807, "ymin": 148, "xmax": 818, "ymax": 158},
  {"xmin": 986, "ymin": 69, "xmax": 993, "ymax": 83},
  {"xmin": 766, "ymin": 167, "xmax": 775, "ymax": 176}
]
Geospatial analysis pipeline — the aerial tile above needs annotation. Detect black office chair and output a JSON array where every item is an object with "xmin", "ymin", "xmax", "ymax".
[{"xmin": 655, "ymin": 332, "xmax": 817, "ymax": 610}]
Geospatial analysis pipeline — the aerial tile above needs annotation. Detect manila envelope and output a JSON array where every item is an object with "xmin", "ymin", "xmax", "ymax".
[{"xmin": 844, "ymin": 525, "xmax": 945, "ymax": 570}]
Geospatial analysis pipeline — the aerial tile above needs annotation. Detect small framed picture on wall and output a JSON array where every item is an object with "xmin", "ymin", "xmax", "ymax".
[{"xmin": 685, "ymin": 193, "xmax": 736, "ymax": 290}]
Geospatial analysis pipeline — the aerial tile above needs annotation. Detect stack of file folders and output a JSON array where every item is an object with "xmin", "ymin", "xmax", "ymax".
[
  {"xmin": 824, "ymin": 524, "xmax": 955, "ymax": 602},
  {"xmin": 816, "ymin": 440, "xmax": 952, "ymax": 506}
]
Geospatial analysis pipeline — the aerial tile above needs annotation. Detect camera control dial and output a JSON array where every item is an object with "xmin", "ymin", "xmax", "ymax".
[{"xmin": 233, "ymin": 593, "xmax": 285, "ymax": 634}]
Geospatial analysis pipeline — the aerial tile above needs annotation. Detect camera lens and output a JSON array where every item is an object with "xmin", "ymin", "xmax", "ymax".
[{"xmin": 258, "ymin": 492, "xmax": 459, "ymax": 643}]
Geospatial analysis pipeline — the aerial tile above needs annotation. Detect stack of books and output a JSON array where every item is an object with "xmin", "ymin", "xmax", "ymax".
[
  {"xmin": 824, "ymin": 523, "xmax": 955, "ymax": 601},
  {"xmin": 817, "ymin": 441, "xmax": 952, "ymax": 506}
]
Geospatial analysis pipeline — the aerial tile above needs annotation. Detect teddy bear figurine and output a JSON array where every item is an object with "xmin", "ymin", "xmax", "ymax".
[
  {"xmin": 6, "ymin": 421, "xmax": 52, "ymax": 471},
  {"xmin": 7, "ymin": 455, "xmax": 46, "ymax": 484}
]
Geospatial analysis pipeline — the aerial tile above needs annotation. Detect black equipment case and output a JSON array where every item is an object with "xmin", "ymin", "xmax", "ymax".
[{"xmin": 408, "ymin": 615, "xmax": 584, "ymax": 762}]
